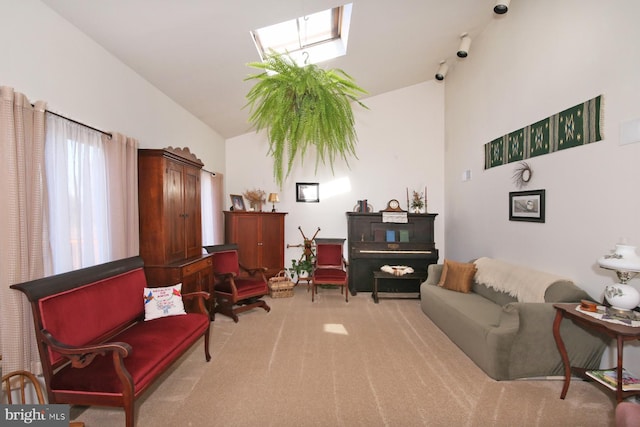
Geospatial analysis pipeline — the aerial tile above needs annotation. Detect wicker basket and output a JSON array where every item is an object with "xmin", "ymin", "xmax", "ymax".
[{"xmin": 268, "ymin": 270, "xmax": 295, "ymax": 298}]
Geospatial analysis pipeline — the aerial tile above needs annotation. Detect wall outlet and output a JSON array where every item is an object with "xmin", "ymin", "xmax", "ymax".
[{"xmin": 462, "ymin": 169, "xmax": 472, "ymax": 181}]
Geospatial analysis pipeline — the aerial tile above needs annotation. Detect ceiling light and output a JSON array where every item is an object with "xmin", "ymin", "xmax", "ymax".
[
  {"xmin": 457, "ymin": 33, "xmax": 471, "ymax": 58},
  {"xmin": 435, "ymin": 61, "xmax": 448, "ymax": 81},
  {"xmin": 494, "ymin": 0, "xmax": 511, "ymax": 15}
]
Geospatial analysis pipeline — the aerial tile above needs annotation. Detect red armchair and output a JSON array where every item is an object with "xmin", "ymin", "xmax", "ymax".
[
  {"xmin": 312, "ymin": 238, "xmax": 348, "ymax": 302},
  {"xmin": 205, "ymin": 244, "xmax": 271, "ymax": 322}
]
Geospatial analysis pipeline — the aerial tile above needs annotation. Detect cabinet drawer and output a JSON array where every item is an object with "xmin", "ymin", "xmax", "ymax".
[{"xmin": 183, "ymin": 257, "xmax": 213, "ymax": 276}]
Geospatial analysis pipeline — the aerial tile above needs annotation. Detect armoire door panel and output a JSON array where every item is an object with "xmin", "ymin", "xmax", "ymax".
[
  {"xmin": 183, "ymin": 165, "xmax": 202, "ymax": 259},
  {"xmin": 165, "ymin": 160, "xmax": 185, "ymax": 264}
]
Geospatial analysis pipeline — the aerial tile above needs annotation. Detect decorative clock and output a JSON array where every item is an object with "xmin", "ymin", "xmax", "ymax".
[{"xmin": 383, "ymin": 199, "xmax": 404, "ymax": 212}]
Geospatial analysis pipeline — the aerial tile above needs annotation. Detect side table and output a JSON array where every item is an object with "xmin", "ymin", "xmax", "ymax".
[
  {"xmin": 295, "ymin": 276, "xmax": 312, "ymax": 291},
  {"xmin": 372, "ymin": 270, "xmax": 426, "ymax": 303},
  {"xmin": 553, "ymin": 303, "xmax": 640, "ymax": 403}
]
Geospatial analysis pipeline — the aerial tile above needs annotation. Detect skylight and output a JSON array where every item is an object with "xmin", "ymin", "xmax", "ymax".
[{"xmin": 251, "ymin": 3, "xmax": 352, "ymax": 66}]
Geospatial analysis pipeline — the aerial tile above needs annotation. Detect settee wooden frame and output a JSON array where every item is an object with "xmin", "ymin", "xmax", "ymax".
[{"xmin": 11, "ymin": 256, "xmax": 211, "ymax": 427}]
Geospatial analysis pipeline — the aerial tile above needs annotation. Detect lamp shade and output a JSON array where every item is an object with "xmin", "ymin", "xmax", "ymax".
[
  {"xmin": 598, "ymin": 244, "xmax": 640, "ymax": 272},
  {"xmin": 268, "ymin": 193, "xmax": 279, "ymax": 203}
]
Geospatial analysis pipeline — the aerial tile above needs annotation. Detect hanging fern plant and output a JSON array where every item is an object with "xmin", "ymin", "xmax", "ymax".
[{"xmin": 244, "ymin": 53, "xmax": 368, "ymax": 187}]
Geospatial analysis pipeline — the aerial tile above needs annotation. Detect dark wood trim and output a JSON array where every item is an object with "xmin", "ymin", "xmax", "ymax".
[{"xmin": 10, "ymin": 256, "xmax": 144, "ymax": 301}]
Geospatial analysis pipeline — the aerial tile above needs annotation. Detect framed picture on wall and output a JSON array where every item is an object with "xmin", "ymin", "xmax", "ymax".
[
  {"xmin": 230, "ymin": 194, "xmax": 246, "ymax": 211},
  {"xmin": 296, "ymin": 182, "xmax": 319, "ymax": 203},
  {"xmin": 509, "ymin": 189, "xmax": 545, "ymax": 223}
]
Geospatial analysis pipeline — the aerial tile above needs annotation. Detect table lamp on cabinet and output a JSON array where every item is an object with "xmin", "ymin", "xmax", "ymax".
[
  {"xmin": 268, "ymin": 193, "xmax": 280, "ymax": 212},
  {"xmin": 598, "ymin": 242, "xmax": 640, "ymax": 312}
]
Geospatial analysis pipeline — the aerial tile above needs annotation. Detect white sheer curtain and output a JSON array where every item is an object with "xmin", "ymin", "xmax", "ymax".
[
  {"xmin": 201, "ymin": 170, "xmax": 224, "ymax": 246},
  {"xmin": 45, "ymin": 113, "xmax": 110, "ymax": 274}
]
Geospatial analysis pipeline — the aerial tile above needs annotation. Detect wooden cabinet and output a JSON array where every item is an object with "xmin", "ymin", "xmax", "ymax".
[
  {"xmin": 224, "ymin": 211, "xmax": 286, "ymax": 277},
  {"xmin": 138, "ymin": 147, "xmax": 213, "ymax": 303},
  {"xmin": 144, "ymin": 255, "xmax": 214, "ymax": 312},
  {"xmin": 347, "ymin": 212, "xmax": 439, "ymax": 294},
  {"xmin": 138, "ymin": 147, "xmax": 204, "ymax": 265}
]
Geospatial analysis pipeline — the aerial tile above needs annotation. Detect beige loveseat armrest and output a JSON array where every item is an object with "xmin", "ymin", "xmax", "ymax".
[{"xmin": 425, "ymin": 263, "xmax": 443, "ymax": 286}]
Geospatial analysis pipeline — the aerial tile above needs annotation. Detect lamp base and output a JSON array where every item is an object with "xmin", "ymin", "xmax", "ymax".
[{"xmin": 604, "ymin": 283, "xmax": 640, "ymax": 311}]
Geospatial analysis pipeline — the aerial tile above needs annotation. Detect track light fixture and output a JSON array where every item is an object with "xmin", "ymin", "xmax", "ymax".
[
  {"xmin": 493, "ymin": 0, "xmax": 510, "ymax": 15},
  {"xmin": 435, "ymin": 61, "xmax": 448, "ymax": 81},
  {"xmin": 457, "ymin": 33, "xmax": 471, "ymax": 58}
]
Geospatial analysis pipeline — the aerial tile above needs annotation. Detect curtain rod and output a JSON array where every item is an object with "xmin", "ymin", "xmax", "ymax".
[{"xmin": 45, "ymin": 109, "xmax": 112, "ymax": 139}]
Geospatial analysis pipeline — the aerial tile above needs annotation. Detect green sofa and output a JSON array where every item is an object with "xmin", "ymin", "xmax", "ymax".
[{"xmin": 420, "ymin": 259, "xmax": 609, "ymax": 380}]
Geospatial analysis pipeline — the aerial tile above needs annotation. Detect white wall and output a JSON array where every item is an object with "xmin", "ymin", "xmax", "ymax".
[
  {"xmin": 226, "ymin": 80, "xmax": 445, "ymax": 266},
  {"xmin": 445, "ymin": 0, "xmax": 640, "ymax": 367},
  {"xmin": 1, "ymin": 0, "xmax": 225, "ymax": 172}
]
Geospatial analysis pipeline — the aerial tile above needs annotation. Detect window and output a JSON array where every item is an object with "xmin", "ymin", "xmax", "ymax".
[
  {"xmin": 45, "ymin": 114, "xmax": 110, "ymax": 273},
  {"xmin": 250, "ymin": 3, "xmax": 352, "ymax": 66}
]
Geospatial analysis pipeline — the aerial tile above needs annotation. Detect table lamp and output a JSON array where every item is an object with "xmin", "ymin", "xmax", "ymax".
[
  {"xmin": 598, "ymin": 243, "xmax": 640, "ymax": 311},
  {"xmin": 268, "ymin": 193, "xmax": 280, "ymax": 212}
]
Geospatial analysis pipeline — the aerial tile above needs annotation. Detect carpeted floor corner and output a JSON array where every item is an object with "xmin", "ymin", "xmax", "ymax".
[{"xmin": 72, "ymin": 287, "xmax": 617, "ymax": 426}]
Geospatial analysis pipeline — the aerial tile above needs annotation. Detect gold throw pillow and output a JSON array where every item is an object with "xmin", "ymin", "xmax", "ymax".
[{"xmin": 437, "ymin": 259, "xmax": 477, "ymax": 293}]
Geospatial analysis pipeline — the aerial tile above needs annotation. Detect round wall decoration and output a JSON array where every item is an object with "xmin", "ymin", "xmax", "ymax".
[{"xmin": 513, "ymin": 161, "xmax": 533, "ymax": 188}]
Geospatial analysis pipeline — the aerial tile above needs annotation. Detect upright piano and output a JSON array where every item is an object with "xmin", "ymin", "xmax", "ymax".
[{"xmin": 346, "ymin": 212, "xmax": 439, "ymax": 295}]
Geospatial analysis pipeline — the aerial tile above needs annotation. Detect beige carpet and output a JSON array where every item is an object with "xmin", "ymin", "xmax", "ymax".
[{"xmin": 72, "ymin": 287, "xmax": 616, "ymax": 426}]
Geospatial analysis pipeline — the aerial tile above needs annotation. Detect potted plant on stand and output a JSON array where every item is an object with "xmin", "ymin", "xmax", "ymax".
[{"xmin": 244, "ymin": 52, "xmax": 368, "ymax": 187}]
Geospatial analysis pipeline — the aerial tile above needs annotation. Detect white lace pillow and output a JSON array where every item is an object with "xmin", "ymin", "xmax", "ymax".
[{"xmin": 143, "ymin": 283, "xmax": 186, "ymax": 321}]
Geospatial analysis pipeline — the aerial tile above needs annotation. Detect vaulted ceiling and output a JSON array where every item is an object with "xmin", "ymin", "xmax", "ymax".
[{"xmin": 41, "ymin": 0, "xmax": 502, "ymax": 138}]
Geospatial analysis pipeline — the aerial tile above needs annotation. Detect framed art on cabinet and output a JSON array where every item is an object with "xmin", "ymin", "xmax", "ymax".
[
  {"xmin": 509, "ymin": 189, "xmax": 545, "ymax": 223},
  {"xmin": 230, "ymin": 194, "xmax": 246, "ymax": 211},
  {"xmin": 296, "ymin": 183, "xmax": 319, "ymax": 203}
]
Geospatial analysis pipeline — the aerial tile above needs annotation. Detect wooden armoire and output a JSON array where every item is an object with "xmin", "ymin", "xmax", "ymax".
[
  {"xmin": 138, "ymin": 147, "xmax": 214, "ymax": 310},
  {"xmin": 223, "ymin": 211, "xmax": 286, "ymax": 278}
]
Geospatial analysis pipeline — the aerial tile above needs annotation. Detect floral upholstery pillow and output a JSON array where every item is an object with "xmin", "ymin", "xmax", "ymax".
[{"xmin": 143, "ymin": 283, "xmax": 186, "ymax": 321}]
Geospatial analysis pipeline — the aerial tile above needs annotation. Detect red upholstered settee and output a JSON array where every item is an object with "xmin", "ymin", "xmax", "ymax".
[{"xmin": 11, "ymin": 256, "xmax": 211, "ymax": 427}]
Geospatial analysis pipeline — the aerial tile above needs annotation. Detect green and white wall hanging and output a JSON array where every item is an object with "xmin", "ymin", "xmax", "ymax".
[{"xmin": 484, "ymin": 95, "xmax": 603, "ymax": 169}]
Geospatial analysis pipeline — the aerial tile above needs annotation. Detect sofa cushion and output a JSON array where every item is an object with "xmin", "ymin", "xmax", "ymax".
[
  {"xmin": 420, "ymin": 283, "xmax": 516, "ymax": 379},
  {"xmin": 50, "ymin": 312, "xmax": 210, "ymax": 394},
  {"xmin": 437, "ymin": 259, "xmax": 476, "ymax": 293}
]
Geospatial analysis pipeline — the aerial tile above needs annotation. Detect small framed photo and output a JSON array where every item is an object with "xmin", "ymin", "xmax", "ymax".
[
  {"xmin": 509, "ymin": 189, "xmax": 545, "ymax": 223},
  {"xmin": 230, "ymin": 194, "xmax": 246, "ymax": 211},
  {"xmin": 296, "ymin": 182, "xmax": 319, "ymax": 203}
]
